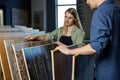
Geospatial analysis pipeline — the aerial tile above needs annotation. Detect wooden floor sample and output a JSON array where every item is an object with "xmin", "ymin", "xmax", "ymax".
[
  {"xmin": 51, "ymin": 44, "xmax": 78, "ymax": 80},
  {"xmin": 12, "ymin": 41, "xmax": 52, "ymax": 80},
  {"xmin": 51, "ymin": 50, "xmax": 72, "ymax": 80},
  {"xmin": 3, "ymin": 39, "xmax": 30, "ymax": 80},
  {"xmin": 22, "ymin": 43, "xmax": 57, "ymax": 80},
  {"xmin": 0, "ymin": 37, "xmax": 24, "ymax": 80}
]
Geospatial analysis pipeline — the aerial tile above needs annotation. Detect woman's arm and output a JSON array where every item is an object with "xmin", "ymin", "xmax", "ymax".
[
  {"xmin": 24, "ymin": 28, "xmax": 61, "ymax": 41},
  {"xmin": 24, "ymin": 35, "xmax": 47, "ymax": 41}
]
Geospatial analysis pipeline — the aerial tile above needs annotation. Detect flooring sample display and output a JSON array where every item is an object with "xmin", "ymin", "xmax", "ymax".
[
  {"xmin": 22, "ymin": 43, "xmax": 58, "ymax": 80},
  {"xmin": 0, "ymin": 37, "xmax": 38, "ymax": 80},
  {"xmin": 3, "ymin": 39, "xmax": 32, "ymax": 80},
  {"xmin": 51, "ymin": 44, "xmax": 78, "ymax": 80},
  {"xmin": 12, "ymin": 41, "xmax": 52, "ymax": 80}
]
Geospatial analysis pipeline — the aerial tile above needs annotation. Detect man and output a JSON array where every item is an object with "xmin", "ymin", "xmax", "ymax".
[{"xmin": 55, "ymin": 0, "xmax": 120, "ymax": 80}]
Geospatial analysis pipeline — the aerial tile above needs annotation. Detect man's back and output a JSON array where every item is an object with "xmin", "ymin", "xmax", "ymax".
[{"xmin": 90, "ymin": 1, "xmax": 120, "ymax": 80}]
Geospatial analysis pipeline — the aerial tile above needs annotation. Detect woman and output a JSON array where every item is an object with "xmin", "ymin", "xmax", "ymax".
[{"xmin": 25, "ymin": 8, "xmax": 85, "ymax": 46}]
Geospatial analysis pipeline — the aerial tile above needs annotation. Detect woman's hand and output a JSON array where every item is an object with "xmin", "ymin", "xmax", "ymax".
[{"xmin": 24, "ymin": 36, "xmax": 37, "ymax": 40}]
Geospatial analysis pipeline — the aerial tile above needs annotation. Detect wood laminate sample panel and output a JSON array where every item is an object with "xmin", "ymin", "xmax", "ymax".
[
  {"xmin": 22, "ymin": 43, "xmax": 57, "ymax": 80},
  {"xmin": 51, "ymin": 44, "xmax": 78, "ymax": 80},
  {"xmin": 0, "ymin": 41, "xmax": 13, "ymax": 80},
  {"xmin": 52, "ymin": 50, "xmax": 72, "ymax": 80},
  {"xmin": 12, "ymin": 41, "xmax": 52, "ymax": 80},
  {"xmin": 3, "ymin": 40, "xmax": 29, "ymax": 80}
]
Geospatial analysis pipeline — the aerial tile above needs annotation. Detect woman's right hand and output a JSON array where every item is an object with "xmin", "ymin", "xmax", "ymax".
[{"xmin": 24, "ymin": 36, "xmax": 37, "ymax": 40}]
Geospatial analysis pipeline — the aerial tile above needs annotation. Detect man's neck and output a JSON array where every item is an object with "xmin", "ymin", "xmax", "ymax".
[{"xmin": 97, "ymin": 0, "xmax": 106, "ymax": 7}]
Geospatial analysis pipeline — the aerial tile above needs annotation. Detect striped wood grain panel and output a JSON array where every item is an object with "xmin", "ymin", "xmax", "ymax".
[
  {"xmin": 22, "ymin": 43, "xmax": 57, "ymax": 80},
  {"xmin": 0, "ymin": 37, "xmax": 24, "ymax": 80},
  {"xmin": 3, "ymin": 40, "xmax": 29, "ymax": 80},
  {"xmin": 12, "ymin": 41, "xmax": 52, "ymax": 80}
]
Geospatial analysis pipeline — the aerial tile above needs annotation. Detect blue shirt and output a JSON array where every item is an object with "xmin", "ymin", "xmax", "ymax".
[{"xmin": 90, "ymin": 1, "xmax": 120, "ymax": 80}]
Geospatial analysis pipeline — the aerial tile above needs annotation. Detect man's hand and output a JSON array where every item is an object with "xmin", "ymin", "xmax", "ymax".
[{"xmin": 55, "ymin": 42, "xmax": 72, "ymax": 55}]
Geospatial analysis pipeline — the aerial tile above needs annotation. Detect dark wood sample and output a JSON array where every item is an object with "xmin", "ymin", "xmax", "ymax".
[{"xmin": 51, "ymin": 44, "xmax": 78, "ymax": 80}]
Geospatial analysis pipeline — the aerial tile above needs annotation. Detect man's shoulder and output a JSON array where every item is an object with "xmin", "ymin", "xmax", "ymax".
[{"xmin": 95, "ymin": 3, "xmax": 118, "ymax": 16}]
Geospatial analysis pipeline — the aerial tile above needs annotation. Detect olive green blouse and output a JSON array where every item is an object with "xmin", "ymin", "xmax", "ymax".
[{"xmin": 45, "ymin": 25, "xmax": 85, "ymax": 46}]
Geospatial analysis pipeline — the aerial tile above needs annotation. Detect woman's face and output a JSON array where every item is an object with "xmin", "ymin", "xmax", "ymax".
[{"xmin": 64, "ymin": 12, "xmax": 75, "ymax": 27}]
